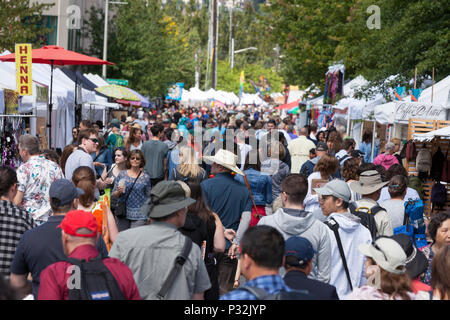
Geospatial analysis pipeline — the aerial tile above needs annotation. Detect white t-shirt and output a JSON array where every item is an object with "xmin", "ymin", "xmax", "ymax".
[{"xmin": 379, "ymin": 199, "xmax": 405, "ymax": 229}]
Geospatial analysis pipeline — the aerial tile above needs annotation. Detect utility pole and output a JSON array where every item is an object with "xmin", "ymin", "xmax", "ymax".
[
  {"xmin": 102, "ymin": 1, "xmax": 128, "ymax": 79},
  {"xmin": 229, "ymin": 0, "xmax": 234, "ymax": 68},
  {"xmin": 102, "ymin": 0, "xmax": 109, "ymax": 79},
  {"xmin": 211, "ymin": 0, "xmax": 217, "ymax": 89},
  {"xmin": 274, "ymin": 44, "xmax": 280, "ymax": 73}
]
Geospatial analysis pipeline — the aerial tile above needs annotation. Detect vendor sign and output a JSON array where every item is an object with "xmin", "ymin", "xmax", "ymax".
[
  {"xmin": 166, "ymin": 82, "xmax": 184, "ymax": 101},
  {"xmin": 394, "ymin": 101, "xmax": 447, "ymax": 123},
  {"xmin": 15, "ymin": 44, "xmax": 32, "ymax": 96}
]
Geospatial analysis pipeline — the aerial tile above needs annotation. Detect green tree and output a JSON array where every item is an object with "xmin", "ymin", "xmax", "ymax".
[{"xmin": 0, "ymin": 0, "xmax": 54, "ymax": 51}]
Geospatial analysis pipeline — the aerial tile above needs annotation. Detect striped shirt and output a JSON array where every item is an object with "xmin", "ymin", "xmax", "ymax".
[{"xmin": 0, "ymin": 200, "xmax": 36, "ymax": 275}]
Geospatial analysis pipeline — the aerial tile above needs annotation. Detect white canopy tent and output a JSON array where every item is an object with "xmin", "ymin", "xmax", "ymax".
[
  {"xmin": 375, "ymin": 75, "xmax": 450, "ymax": 125},
  {"xmin": 413, "ymin": 125, "xmax": 450, "ymax": 142}
]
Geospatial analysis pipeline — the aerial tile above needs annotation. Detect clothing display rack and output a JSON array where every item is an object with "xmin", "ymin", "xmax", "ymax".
[
  {"xmin": 0, "ymin": 115, "xmax": 32, "ymax": 169},
  {"xmin": 408, "ymin": 118, "xmax": 450, "ymax": 217}
]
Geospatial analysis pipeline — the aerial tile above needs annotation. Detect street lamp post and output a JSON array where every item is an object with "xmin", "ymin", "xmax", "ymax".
[
  {"xmin": 102, "ymin": 0, "xmax": 128, "ymax": 79},
  {"xmin": 231, "ymin": 47, "xmax": 258, "ymax": 69}
]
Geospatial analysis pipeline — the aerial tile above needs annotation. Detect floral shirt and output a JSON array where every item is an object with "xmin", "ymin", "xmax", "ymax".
[
  {"xmin": 419, "ymin": 243, "xmax": 434, "ymax": 286},
  {"xmin": 16, "ymin": 156, "xmax": 64, "ymax": 221}
]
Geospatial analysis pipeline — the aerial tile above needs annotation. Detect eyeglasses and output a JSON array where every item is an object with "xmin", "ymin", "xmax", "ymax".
[
  {"xmin": 130, "ymin": 157, "xmax": 142, "ymax": 161},
  {"xmin": 89, "ymin": 138, "xmax": 99, "ymax": 144}
]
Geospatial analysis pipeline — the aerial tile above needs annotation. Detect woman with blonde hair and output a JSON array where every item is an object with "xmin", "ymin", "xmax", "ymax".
[
  {"xmin": 304, "ymin": 154, "xmax": 339, "ymax": 213},
  {"xmin": 72, "ymin": 166, "xmax": 118, "ymax": 245},
  {"xmin": 171, "ymin": 146, "xmax": 206, "ymax": 182}
]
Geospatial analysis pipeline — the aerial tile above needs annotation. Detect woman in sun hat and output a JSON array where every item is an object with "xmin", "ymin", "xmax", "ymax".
[
  {"xmin": 391, "ymin": 233, "xmax": 431, "ymax": 295},
  {"xmin": 344, "ymin": 237, "xmax": 418, "ymax": 300}
]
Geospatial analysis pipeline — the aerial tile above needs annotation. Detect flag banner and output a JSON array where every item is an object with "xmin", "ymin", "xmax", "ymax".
[
  {"xmin": 166, "ymin": 82, "xmax": 184, "ymax": 101},
  {"xmin": 15, "ymin": 43, "xmax": 32, "ymax": 96},
  {"xmin": 394, "ymin": 86, "xmax": 406, "ymax": 101},
  {"xmin": 239, "ymin": 71, "xmax": 245, "ymax": 98},
  {"xmin": 411, "ymin": 88, "xmax": 422, "ymax": 102}
]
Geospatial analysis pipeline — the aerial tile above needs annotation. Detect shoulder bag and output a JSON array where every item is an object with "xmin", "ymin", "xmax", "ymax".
[{"xmin": 114, "ymin": 171, "xmax": 142, "ymax": 219}]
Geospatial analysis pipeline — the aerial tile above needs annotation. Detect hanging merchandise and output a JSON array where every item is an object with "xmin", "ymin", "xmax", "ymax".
[
  {"xmin": 323, "ymin": 64, "xmax": 345, "ymax": 105},
  {"xmin": 394, "ymin": 86, "xmax": 406, "ymax": 101},
  {"xmin": 411, "ymin": 88, "xmax": 422, "ymax": 102},
  {"xmin": 0, "ymin": 117, "xmax": 26, "ymax": 169}
]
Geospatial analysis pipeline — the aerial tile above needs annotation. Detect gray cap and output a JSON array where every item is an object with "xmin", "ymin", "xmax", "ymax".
[
  {"xmin": 314, "ymin": 179, "xmax": 351, "ymax": 203},
  {"xmin": 49, "ymin": 179, "xmax": 84, "ymax": 206}
]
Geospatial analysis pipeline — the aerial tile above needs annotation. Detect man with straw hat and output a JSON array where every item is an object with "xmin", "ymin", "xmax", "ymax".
[
  {"xmin": 109, "ymin": 181, "xmax": 211, "ymax": 300},
  {"xmin": 349, "ymin": 170, "xmax": 394, "ymax": 238},
  {"xmin": 202, "ymin": 149, "xmax": 253, "ymax": 295}
]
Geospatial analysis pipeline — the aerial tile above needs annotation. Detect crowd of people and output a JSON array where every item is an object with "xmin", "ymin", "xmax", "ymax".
[{"xmin": 0, "ymin": 103, "xmax": 449, "ymax": 301}]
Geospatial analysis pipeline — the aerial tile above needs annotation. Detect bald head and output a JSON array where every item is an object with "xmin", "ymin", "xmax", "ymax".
[{"xmin": 300, "ymin": 127, "xmax": 308, "ymax": 136}]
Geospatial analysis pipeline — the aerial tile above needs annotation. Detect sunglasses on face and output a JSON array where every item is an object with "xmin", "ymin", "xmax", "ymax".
[
  {"xmin": 89, "ymin": 138, "xmax": 99, "ymax": 144},
  {"xmin": 130, "ymin": 157, "xmax": 142, "ymax": 161}
]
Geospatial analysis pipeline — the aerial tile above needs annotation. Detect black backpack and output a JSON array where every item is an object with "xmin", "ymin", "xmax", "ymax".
[
  {"xmin": 430, "ymin": 147, "xmax": 446, "ymax": 181},
  {"xmin": 431, "ymin": 182, "xmax": 447, "ymax": 212},
  {"xmin": 65, "ymin": 254, "xmax": 125, "ymax": 300},
  {"xmin": 239, "ymin": 286, "xmax": 316, "ymax": 300},
  {"xmin": 349, "ymin": 202, "xmax": 384, "ymax": 240}
]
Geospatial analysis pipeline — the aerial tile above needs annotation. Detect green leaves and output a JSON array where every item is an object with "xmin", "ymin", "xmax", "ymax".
[{"xmin": 0, "ymin": 0, "xmax": 54, "ymax": 51}]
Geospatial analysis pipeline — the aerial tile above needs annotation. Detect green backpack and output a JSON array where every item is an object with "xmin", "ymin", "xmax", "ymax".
[{"xmin": 408, "ymin": 175, "xmax": 424, "ymax": 200}]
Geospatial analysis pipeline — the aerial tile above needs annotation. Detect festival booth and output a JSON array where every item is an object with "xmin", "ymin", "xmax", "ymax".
[
  {"xmin": 374, "ymin": 74, "xmax": 450, "ymax": 142},
  {"xmin": 407, "ymin": 119, "xmax": 450, "ymax": 217}
]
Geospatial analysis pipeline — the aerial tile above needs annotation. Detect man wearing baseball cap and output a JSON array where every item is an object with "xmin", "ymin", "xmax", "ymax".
[
  {"xmin": 38, "ymin": 210, "xmax": 140, "ymax": 300},
  {"xmin": 314, "ymin": 179, "xmax": 372, "ymax": 298},
  {"xmin": 299, "ymin": 141, "xmax": 328, "ymax": 179},
  {"xmin": 283, "ymin": 236, "xmax": 339, "ymax": 300},
  {"xmin": 10, "ymin": 179, "xmax": 109, "ymax": 299},
  {"xmin": 109, "ymin": 181, "xmax": 211, "ymax": 300}
]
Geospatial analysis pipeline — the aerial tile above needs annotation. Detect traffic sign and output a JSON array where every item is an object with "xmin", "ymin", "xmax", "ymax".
[{"xmin": 106, "ymin": 78, "xmax": 129, "ymax": 86}]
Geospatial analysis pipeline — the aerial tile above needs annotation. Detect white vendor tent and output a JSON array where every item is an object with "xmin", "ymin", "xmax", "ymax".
[{"xmin": 413, "ymin": 125, "xmax": 450, "ymax": 142}]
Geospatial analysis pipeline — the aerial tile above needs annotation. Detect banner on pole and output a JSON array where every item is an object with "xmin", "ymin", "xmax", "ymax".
[{"xmin": 15, "ymin": 44, "xmax": 32, "ymax": 96}]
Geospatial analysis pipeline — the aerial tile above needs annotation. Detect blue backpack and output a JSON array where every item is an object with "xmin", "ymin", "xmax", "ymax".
[{"xmin": 394, "ymin": 199, "xmax": 427, "ymax": 248}]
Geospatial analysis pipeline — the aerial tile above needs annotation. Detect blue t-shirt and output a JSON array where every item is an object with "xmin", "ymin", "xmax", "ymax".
[
  {"xmin": 10, "ymin": 215, "xmax": 108, "ymax": 299},
  {"xmin": 201, "ymin": 172, "xmax": 252, "ymax": 249}
]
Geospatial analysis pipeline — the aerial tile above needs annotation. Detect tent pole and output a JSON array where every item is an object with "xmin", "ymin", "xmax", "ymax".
[
  {"xmin": 371, "ymin": 120, "xmax": 376, "ymax": 162},
  {"xmin": 48, "ymin": 60, "xmax": 54, "ymax": 149}
]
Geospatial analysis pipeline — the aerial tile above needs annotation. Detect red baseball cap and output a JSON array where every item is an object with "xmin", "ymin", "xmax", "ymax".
[{"xmin": 57, "ymin": 210, "xmax": 98, "ymax": 238}]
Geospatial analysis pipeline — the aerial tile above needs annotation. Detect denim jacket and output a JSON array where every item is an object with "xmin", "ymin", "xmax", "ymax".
[
  {"xmin": 235, "ymin": 168, "xmax": 273, "ymax": 206},
  {"xmin": 91, "ymin": 148, "xmax": 113, "ymax": 177}
]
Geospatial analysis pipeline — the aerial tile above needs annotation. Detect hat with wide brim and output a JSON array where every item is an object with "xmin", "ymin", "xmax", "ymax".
[
  {"xmin": 359, "ymin": 238, "xmax": 407, "ymax": 275},
  {"xmin": 391, "ymin": 234, "xmax": 429, "ymax": 279},
  {"xmin": 202, "ymin": 149, "xmax": 244, "ymax": 176},
  {"xmin": 350, "ymin": 170, "xmax": 388, "ymax": 195},
  {"xmin": 142, "ymin": 181, "xmax": 196, "ymax": 219}
]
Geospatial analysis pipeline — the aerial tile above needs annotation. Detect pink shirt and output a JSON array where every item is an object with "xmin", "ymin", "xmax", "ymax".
[{"xmin": 373, "ymin": 153, "xmax": 399, "ymax": 170}]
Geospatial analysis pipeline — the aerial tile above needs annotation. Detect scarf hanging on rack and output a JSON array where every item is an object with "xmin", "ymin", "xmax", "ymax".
[{"xmin": 0, "ymin": 117, "xmax": 26, "ymax": 169}]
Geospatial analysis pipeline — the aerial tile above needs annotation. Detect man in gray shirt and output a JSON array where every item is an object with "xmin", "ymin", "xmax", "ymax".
[
  {"xmin": 64, "ymin": 128, "xmax": 107, "ymax": 190},
  {"xmin": 141, "ymin": 123, "xmax": 169, "ymax": 186},
  {"xmin": 109, "ymin": 181, "xmax": 211, "ymax": 300}
]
